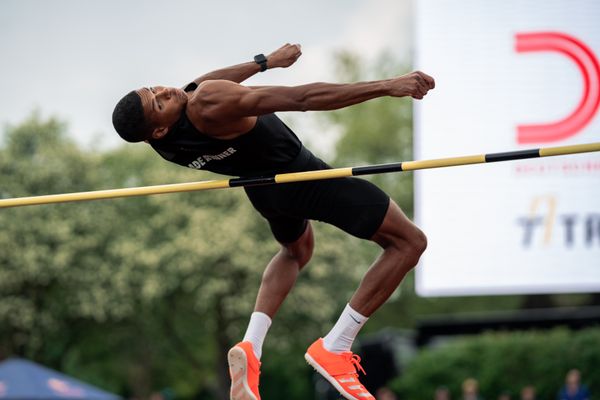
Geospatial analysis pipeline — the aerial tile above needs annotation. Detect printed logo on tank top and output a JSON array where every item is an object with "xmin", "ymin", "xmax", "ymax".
[{"xmin": 187, "ymin": 147, "xmax": 237, "ymax": 169}]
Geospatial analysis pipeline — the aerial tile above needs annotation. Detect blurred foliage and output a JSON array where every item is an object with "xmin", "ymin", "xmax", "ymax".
[
  {"xmin": 390, "ymin": 327, "xmax": 600, "ymax": 399},
  {"xmin": 0, "ymin": 112, "xmax": 370, "ymax": 399}
]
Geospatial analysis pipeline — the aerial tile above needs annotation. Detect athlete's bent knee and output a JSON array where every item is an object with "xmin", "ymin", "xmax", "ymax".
[
  {"xmin": 384, "ymin": 224, "xmax": 427, "ymax": 254},
  {"xmin": 386, "ymin": 228, "xmax": 427, "ymax": 266},
  {"xmin": 410, "ymin": 228, "xmax": 428, "ymax": 256}
]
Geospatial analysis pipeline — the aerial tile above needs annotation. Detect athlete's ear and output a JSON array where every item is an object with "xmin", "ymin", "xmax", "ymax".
[{"xmin": 151, "ymin": 126, "xmax": 169, "ymax": 140}]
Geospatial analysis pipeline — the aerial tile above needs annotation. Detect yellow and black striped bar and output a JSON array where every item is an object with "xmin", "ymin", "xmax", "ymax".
[{"xmin": 1, "ymin": 142, "xmax": 599, "ymax": 208}]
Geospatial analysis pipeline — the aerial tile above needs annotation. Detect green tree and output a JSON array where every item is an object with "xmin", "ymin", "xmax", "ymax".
[{"xmin": 0, "ymin": 112, "xmax": 375, "ymax": 399}]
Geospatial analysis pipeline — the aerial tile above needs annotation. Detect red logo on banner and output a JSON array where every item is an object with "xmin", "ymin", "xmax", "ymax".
[{"xmin": 515, "ymin": 32, "xmax": 600, "ymax": 144}]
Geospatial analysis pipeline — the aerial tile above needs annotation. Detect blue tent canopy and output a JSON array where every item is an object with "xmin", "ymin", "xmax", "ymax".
[{"xmin": 0, "ymin": 358, "xmax": 121, "ymax": 399}]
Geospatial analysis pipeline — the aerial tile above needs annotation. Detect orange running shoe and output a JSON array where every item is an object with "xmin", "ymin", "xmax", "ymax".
[
  {"xmin": 305, "ymin": 338, "xmax": 374, "ymax": 400},
  {"xmin": 228, "ymin": 341, "xmax": 261, "ymax": 400}
]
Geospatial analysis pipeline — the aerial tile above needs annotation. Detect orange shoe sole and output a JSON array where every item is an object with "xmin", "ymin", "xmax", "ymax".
[{"xmin": 228, "ymin": 346, "xmax": 258, "ymax": 400}]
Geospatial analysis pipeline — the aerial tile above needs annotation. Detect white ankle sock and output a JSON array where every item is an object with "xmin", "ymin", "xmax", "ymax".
[
  {"xmin": 322, "ymin": 304, "xmax": 368, "ymax": 353},
  {"xmin": 242, "ymin": 312, "xmax": 272, "ymax": 360}
]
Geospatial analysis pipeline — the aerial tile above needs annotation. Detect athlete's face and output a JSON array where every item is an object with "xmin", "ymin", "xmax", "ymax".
[{"xmin": 136, "ymin": 86, "xmax": 188, "ymax": 139}]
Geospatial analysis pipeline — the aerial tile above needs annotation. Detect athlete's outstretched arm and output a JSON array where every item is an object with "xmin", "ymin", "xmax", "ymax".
[
  {"xmin": 189, "ymin": 43, "xmax": 302, "ymax": 85},
  {"xmin": 194, "ymin": 71, "xmax": 435, "ymax": 120}
]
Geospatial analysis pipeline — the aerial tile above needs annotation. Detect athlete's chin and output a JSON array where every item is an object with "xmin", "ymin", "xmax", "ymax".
[{"xmin": 179, "ymin": 98, "xmax": 188, "ymax": 108}]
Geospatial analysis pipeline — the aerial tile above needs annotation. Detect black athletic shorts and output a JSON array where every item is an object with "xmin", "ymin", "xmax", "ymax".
[{"xmin": 244, "ymin": 147, "xmax": 390, "ymax": 243}]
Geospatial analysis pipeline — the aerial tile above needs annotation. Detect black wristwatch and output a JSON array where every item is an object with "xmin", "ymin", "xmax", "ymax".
[{"xmin": 254, "ymin": 53, "xmax": 268, "ymax": 72}]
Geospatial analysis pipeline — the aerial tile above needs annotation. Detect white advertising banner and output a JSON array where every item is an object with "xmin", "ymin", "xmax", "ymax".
[{"xmin": 414, "ymin": 0, "xmax": 600, "ymax": 296}]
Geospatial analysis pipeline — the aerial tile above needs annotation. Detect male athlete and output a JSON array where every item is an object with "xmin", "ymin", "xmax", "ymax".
[{"xmin": 112, "ymin": 43, "xmax": 434, "ymax": 400}]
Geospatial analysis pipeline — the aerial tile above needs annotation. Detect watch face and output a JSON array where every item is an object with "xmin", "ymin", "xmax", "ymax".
[{"xmin": 254, "ymin": 54, "xmax": 267, "ymax": 71}]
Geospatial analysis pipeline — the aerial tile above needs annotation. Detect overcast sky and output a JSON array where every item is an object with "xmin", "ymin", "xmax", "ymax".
[{"xmin": 0, "ymin": 0, "xmax": 412, "ymax": 149}]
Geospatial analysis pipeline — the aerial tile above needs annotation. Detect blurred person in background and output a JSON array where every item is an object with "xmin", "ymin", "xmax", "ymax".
[
  {"xmin": 375, "ymin": 386, "xmax": 397, "ymax": 400},
  {"xmin": 557, "ymin": 369, "xmax": 590, "ymax": 400},
  {"xmin": 435, "ymin": 386, "xmax": 451, "ymax": 400},
  {"xmin": 462, "ymin": 378, "xmax": 483, "ymax": 400},
  {"xmin": 520, "ymin": 385, "xmax": 536, "ymax": 400},
  {"xmin": 497, "ymin": 391, "xmax": 511, "ymax": 400}
]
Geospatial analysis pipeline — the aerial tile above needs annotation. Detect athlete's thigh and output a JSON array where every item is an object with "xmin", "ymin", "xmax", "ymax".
[
  {"xmin": 281, "ymin": 177, "xmax": 390, "ymax": 240},
  {"xmin": 243, "ymin": 185, "xmax": 304, "ymax": 243}
]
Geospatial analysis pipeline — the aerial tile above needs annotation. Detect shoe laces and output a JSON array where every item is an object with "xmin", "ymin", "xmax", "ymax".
[{"xmin": 343, "ymin": 352, "xmax": 366, "ymax": 375}]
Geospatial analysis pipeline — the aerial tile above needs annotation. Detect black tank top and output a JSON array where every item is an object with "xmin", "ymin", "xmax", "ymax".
[{"xmin": 149, "ymin": 82, "xmax": 303, "ymax": 177}]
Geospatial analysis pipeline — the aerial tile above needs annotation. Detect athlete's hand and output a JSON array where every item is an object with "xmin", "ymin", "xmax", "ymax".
[
  {"xmin": 387, "ymin": 71, "xmax": 435, "ymax": 100},
  {"xmin": 267, "ymin": 43, "xmax": 302, "ymax": 69}
]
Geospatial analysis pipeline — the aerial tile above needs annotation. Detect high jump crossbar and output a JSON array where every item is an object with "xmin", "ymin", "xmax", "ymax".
[{"xmin": 1, "ymin": 142, "xmax": 599, "ymax": 209}]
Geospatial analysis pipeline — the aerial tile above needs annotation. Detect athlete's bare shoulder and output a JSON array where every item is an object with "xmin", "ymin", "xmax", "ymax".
[{"xmin": 186, "ymin": 80, "xmax": 256, "ymax": 139}]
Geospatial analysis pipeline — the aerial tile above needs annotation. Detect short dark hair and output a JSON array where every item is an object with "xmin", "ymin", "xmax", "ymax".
[{"xmin": 112, "ymin": 90, "xmax": 152, "ymax": 142}]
